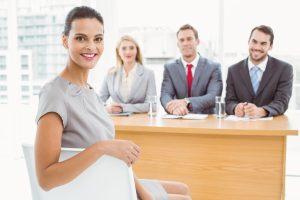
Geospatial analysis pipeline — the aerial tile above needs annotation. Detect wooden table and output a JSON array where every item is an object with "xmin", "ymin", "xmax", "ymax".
[{"xmin": 113, "ymin": 114, "xmax": 299, "ymax": 200}]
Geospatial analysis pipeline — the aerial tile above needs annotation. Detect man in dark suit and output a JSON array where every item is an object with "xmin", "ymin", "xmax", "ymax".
[
  {"xmin": 225, "ymin": 25, "xmax": 293, "ymax": 118},
  {"xmin": 160, "ymin": 24, "xmax": 223, "ymax": 115}
]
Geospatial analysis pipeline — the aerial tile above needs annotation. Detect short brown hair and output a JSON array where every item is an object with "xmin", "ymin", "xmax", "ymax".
[
  {"xmin": 177, "ymin": 24, "xmax": 199, "ymax": 40},
  {"xmin": 249, "ymin": 25, "xmax": 274, "ymax": 45}
]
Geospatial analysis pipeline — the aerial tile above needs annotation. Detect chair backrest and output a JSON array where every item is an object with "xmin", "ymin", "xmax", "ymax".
[{"xmin": 22, "ymin": 143, "xmax": 137, "ymax": 200}]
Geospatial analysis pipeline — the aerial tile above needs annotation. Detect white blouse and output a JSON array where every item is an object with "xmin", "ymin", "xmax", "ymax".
[{"xmin": 120, "ymin": 63, "xmax": 137, "ymax": 102}]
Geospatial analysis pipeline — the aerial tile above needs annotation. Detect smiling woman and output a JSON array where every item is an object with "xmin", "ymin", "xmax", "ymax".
[
  {"xmin": 62, "ymin": 18, "xmax": 104, "ymax": 71},
  {"xmin": 34, "ymin": 6, "xmax": 191, "ymax": 200},
  {"xmin": 99, "ymin": 35, "xmax": 158, "ymax": 114},
  {"xmin": 1, "ymin": 1, "xmax": 300, "ymax": 199}
]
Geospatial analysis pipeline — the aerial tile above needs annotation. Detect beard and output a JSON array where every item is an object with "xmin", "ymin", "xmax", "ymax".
[{"xmin": 249, "ymin": 50, "xmax": 268, "ymax": 64}]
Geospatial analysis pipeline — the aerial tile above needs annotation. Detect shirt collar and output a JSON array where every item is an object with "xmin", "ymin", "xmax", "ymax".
[
  {"xmin": 122, "ymin": 63, "xmax": 138, "ymax": 77},
  {"xmin": 248, "ymin": 56, "xmax": 268, "ymax": 72},
  {"xmin": 181, "ymin": 53, "xmax": 200, "ymax": 69}
]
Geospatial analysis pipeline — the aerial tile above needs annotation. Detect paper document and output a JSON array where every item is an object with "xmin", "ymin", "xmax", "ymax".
[
  {"xmin": 225, "ymin": 115, "xmax": 273, "ymax": 121},
  {"xmin": 162, "ymin": 114, "xmax": 208, "ymax": 120},
  {"xmin": 110, "ymin": 112, "xmax": 132, "ymax": 116}
]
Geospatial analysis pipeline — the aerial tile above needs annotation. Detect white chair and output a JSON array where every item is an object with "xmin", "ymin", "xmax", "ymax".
[{"xmin": 22, "ymin": 144, "xmax": 137, "ymax": 200}]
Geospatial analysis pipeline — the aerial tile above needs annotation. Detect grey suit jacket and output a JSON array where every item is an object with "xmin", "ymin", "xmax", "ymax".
[
  {"xmin": 100, "ymin": 64, "xmax": 156, "ymax": 113},
  {"xmin": 225, "ymin": 56, "xmax": 293, "ymax": 116},
  {"xmin": 160, "ymin": 56, "xmax": 223, "ymax": 114}
]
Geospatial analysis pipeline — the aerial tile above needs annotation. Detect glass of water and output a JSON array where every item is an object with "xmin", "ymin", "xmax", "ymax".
[
  {"xmin": 148, "ymin": 95, "xmax": 157, "ymax": 117},
  {"xmin": 215, "ymin": 96, "xmax": 226, "ymax": 118}
]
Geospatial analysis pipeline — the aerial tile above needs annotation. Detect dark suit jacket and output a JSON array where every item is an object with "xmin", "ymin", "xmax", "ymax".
[
  {"xmin": 225, "ymin": 56, "xmax": 293, "ymax": 116},
  {"xmin": 160, "ymin": 56, "xmax": 223, "ymax": 114}
]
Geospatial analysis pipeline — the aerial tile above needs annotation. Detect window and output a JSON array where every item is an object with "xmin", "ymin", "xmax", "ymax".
[
  {"xmin": 21, "ymin": 74, "xmax": 29, "ymax": 81},
  {"xmin": 0, "ymin": 94, "xmax": 7, "ymax": 100},
  {"xmin": 0, "ymin": 85, "xmax": 7, "ymax": 91},
  {"xmin": 21, "ymin": 95, "xmax": 30, "ymax": 100},
  {"xmin": 21, "ymin": 55, "xmax": 28, "ymax": 63},
  {"xmin": 0, "ymin": 74, "xmax": 7, "ymax": 81},
  {"xmin": 0, "ymin": 56, "xmax": 6, "ymax": 70},
  {"xmin": 21, "ymin": 64, "xmax": 28, "ymax": 70},
  {"xmin": 21, "ymin": 55, "xmax": 29, "ymax": 70},
  {"xmin": 21, "ymin": 85, "xmax": 30, "ymax": 91}
]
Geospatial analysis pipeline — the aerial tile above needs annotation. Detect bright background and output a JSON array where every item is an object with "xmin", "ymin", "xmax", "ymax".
[{"xmin": 0, "ymin": 0, "xmax": 299, "ymax": 199}]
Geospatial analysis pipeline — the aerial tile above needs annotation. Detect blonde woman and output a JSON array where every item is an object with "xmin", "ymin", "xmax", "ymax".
[{"xmin": 100, "ymin": 35, "xmax": 156, "ymax": 113}]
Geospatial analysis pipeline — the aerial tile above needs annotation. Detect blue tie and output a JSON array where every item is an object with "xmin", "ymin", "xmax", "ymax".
[{"xmin": 250, "ymin": 66, "xmax": 261, "ymax": 94}]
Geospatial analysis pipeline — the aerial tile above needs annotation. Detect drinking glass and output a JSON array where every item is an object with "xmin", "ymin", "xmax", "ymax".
[
  {"xmin": 215, "ymin": 96, "xmax": 226, "ymax": 118},
  {"xmin": 148, "ymin": 95, "xmax": 157, "ymax": 117}
]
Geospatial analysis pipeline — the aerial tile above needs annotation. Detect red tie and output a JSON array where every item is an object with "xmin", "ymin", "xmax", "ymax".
[{"xmin": 187, "ymin": 64, "xmax": 193, "ymax": 97}]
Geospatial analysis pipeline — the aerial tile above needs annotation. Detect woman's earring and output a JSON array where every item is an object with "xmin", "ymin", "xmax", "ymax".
[{"xmin": 63, "ymin": 42, "xmax": 68, "ymax": 49}]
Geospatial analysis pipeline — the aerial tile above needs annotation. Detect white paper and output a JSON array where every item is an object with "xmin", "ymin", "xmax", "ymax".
[
  {"xmin": 162, "ymin": 114, "xmax": 208, "ymax": 120},
  {"xmin": 225, "ymin": 115, "xmax": 273, "ymax": 121},
  {"xmin": 110, "ymin": 112, "xmax": 132, "ymax": 116}
]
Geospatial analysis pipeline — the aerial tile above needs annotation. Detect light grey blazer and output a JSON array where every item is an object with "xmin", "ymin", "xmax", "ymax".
[
  {"xmin": 100, "ymin": 64, "xmax": 156, "ymax": 113},
  {"xmin": 160, "ymin": 56, "xmax": 223, "ymax": 114}
]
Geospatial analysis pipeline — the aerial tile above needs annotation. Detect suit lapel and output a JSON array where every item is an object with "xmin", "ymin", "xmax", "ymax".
[
  {"xmin": 114, "ymin": 68, "xmax": 124, "ymax": 101},
  {"xmin": 127, "ymin": 64, "xmax": 144, "ymax": 102},
  {"xmin": 191, "ymin": 58, "xmax": 205, "ymax": 95},
  {"xmin": 239, "ymin": 59, "xmax": 255, "ymax": 95},
  {"xmin": 256, "ymin": 57, "xmax": 275, "ymax": 95},
  {"xmin": 175, "ymin": 59, "xmax": 188, "ymax": 93}
]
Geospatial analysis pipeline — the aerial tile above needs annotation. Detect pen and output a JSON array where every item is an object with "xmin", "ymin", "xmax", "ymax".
[{"xmin": 244, "ymin": 102, "xmax": 248, "ymax": 118}]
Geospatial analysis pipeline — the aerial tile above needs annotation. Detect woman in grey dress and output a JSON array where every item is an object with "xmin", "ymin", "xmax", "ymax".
[{"xmin": 34, "ymin": 6, "xmax": 191, "ymax": 200}]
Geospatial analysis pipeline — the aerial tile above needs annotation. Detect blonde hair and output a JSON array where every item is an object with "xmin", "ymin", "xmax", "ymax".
[{"xmin": 109, "ymin": 35, "xmax": 143, "ymax": 74}]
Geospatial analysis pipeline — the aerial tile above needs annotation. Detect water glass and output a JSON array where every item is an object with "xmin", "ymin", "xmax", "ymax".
[
  {"xmin": 148, "ymin": 95, "xmax": 157, "ymax": 117},
  {"xmin": 215, "ymin": 96, "xmax": 226, "ymax": 118}
]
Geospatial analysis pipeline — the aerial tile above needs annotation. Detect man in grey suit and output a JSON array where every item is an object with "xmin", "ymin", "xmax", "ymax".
[
  {"xmin": 160, "ymin": 24, "xmax": 223, "ymax": 115},
  {"xmin": 226, "ymin": 25, "xmax": 293, "ymax": 118}
]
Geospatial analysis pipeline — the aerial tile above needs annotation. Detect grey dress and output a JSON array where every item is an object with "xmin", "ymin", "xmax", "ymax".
[{"xmin": 36, "ymin": 76, "xmax": 168, "ymax": 200}]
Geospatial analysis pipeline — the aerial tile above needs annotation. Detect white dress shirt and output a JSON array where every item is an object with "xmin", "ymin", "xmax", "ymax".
[
  {"xmin": 248, "ymin": 56, "xmax": 268, "ymax": 81},
  {"xmin": 181, "ymin": 53, "xmax": 200, "ymax": 76}
]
